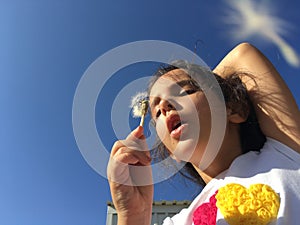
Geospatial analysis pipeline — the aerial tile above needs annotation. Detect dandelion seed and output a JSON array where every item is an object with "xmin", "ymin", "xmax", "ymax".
[
  {"xmin": 223, "ymin": 0, "xmax": 299, "ymax": 67},
  {"xmin": 130, "ymin": 92, "xmax": 149, "ymax": 127}
]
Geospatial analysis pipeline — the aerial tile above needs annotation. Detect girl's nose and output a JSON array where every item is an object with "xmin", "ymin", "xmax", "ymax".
[{"xmin": 158, "ymin": 99, "xmax": 175, "ymax": 116}]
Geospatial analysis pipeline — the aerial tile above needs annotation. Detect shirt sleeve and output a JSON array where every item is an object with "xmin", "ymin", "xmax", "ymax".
[
  {"xmin": 162, "ymin": 208, "xmax": 193, "ymax": 225},
  {"xmin": 162, "ymin": 217, "xmax": 174, "ymax": 225}
]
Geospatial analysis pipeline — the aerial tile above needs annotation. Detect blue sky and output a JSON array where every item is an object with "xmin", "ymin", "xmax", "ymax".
[{"xmin": 1, "ymin": 0, "xmax": 299, "ymax": 224}]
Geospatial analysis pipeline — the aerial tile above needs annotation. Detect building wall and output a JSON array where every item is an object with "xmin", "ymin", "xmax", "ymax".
[{"xmin": 106, "ymin": 200, "xmax": 191, "ymax": 225}]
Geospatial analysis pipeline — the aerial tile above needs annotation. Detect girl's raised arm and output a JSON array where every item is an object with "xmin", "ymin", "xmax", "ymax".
[{"xmin": 213, "ymin": 42, "xmax": 300, "ymax": 153}]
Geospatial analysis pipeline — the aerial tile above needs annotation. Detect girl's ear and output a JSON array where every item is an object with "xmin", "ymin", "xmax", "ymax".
[{"xmin": 227, "ymin": 108, "xmax": 248, "ymax": 123}]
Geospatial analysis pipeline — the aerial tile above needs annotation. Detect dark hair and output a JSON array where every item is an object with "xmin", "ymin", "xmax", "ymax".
[{"xmin": 148, "ymin": 61, "xmax": 266, "ymax": 186}]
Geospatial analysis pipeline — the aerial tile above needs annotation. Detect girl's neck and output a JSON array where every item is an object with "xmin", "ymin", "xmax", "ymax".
[{"xmin": 193, "ymin": 122, "xmax": 243, "ymax": 184}]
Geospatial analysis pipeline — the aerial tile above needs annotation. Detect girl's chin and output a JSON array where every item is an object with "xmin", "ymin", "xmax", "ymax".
[{"xmin": 170, "ymin": 138, "xmax": 201, "ymax": 163}]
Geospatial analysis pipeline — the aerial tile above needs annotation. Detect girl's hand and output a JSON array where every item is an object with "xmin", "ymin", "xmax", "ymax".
[{"xmin": 107, "ymin": 126, "xmax": 153, "ymax": 225}]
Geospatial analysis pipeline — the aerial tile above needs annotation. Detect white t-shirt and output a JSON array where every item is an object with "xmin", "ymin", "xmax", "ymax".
[{"xmin": 163, "ymin": 138, "xmax": 300, "ymax": 225}]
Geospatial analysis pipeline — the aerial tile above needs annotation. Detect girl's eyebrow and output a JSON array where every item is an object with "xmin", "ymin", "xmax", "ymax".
[
  {"xmin": 176, "ymin": 80, "xmax": 194, "ymax": 87},
  {"xmin": 176, "ymin": 79, "xmax": 201, "ymax": 90},
  {"xmin": 149, "ymin": 79, "xmax": 201, "ymax": 108}
]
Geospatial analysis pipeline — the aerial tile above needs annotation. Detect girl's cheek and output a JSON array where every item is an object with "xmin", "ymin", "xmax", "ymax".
[{"xmin": 156, "ymin": 119, "xmax": 168, "ymax": 143}]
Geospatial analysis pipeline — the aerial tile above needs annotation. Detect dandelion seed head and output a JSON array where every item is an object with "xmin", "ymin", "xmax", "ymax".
[{"xmin": 130, "ymin": 92, "xmax": 149, "ymax": 118}]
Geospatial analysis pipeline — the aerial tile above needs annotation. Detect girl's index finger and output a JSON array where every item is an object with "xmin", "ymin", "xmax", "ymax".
[{"xmin": 126, "ymin": 126, "xmax": 145, "ymax": 141}]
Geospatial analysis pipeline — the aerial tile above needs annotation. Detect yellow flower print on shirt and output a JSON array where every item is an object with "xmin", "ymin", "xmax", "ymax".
[{"xmin": 215, "ymin": 183, "xmax": 280, "ymax": 225}]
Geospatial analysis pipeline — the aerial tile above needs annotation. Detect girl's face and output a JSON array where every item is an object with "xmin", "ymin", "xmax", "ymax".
[{"xmin": 149, "ymin": 69, "xmax": 212, "ymax": 164}]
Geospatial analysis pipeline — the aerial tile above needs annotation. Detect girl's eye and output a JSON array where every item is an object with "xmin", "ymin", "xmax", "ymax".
[{"xmin": 179, "ymin": 89, "xmax": 197, "ymax": 96}]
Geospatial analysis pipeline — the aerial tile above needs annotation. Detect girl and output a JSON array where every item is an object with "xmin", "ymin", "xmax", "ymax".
[{"xmin": 107, "ymin": 43, "xmax": 300, "ymax": 225}]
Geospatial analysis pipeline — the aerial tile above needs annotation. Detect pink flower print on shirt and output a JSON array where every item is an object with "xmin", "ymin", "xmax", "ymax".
[{"xmin": 192, "ymin": 191, "xmax": 218, "ymax": 225}]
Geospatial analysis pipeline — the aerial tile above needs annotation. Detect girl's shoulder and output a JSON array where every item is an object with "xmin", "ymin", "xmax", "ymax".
[{"xmin": 226, "ymin": 137, "xmax": 300, "ymax": 177}]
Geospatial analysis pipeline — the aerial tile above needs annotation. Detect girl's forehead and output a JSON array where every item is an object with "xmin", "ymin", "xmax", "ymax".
[
  {"xmin": 149, "ymin": 69, "xmax": 192, "ymax": 101},
  {"xmin": 151, "ymin": 69, "xmax": 188, "ymax": 91},
  {"xmin": 151, "ymin": 69, "xmax": 192, "ymax": 91},
  {"xmin": 161, "ymin": 69, "xmax": 190, "ymax": 81}
]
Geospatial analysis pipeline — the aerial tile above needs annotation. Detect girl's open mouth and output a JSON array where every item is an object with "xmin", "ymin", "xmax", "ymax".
[
  {"xmin": 167, "ymin": 114, "xmax": 187, "ymax": 139},
  {"xmin": 170, "ymin": 123, "xmax": 187, "ymax": 139}
]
